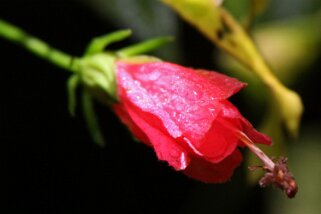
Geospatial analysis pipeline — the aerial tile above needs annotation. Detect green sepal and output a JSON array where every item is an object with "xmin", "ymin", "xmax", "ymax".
[
  {"xmin": 84, "ymin": 29, "xmax": 132, "ymax": 56},
  {"xmin": 82, "ymin": 90, "xmax": 106, "ymax": 147},
  {"xmin": 67, "ymin": 74, "xmax": 79, "ymax": 116},
  {"xmin": 79, "ymin": 53, "xmax": 117, "ymax": 104},
  {"xmin": 118, "ymin": 55, "xmax": 161, "ymax": 64},
  {"xmin": 116, "ymin": 36, "xmax": 174, "ymax": 57}
]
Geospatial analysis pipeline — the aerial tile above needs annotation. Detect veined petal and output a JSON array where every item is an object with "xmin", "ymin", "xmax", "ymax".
[
  {"xmin": 119, "ymin": 97, "xmax": 191, "ymax": 171},
  {"xmin": 116, "ymin": 61, "xmax": 245, "ymax": 141},
  {"xmin": 218, "ymin": 100, "xmax": 272, "ymax": 146},
  {"xmin": 183, "ymin": 100, "xmax": 270, "ymax": 163},
  {"xmin": 113, "ymin": 103, "xmax": 151, "ymax": 146},
  {"xmin": 240, "ymin": 118, "xmax": 272, "ymax": 146},
  {"xmin": 114, "ymin": 61, "xmax": 271, "ymax": 184},
  {"xmin": 183, "ymin": 149, "xmax": 243, "ymax": 183},
  {"xmin": 188, "ymin": 115, "xmax": 239, "ymax": 164},
  {"xmin": 181, "ymin": 100, "xmax": 242, "ymax": 163},
  {"xmin": 196, "ymin": 69, "xmax": 247, "ymax": 98}
]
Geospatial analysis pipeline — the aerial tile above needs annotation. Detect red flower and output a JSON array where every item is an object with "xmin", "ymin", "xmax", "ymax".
[{"xmin": 113, "ymin": 61, "xmax": 271, "ymax": 183}]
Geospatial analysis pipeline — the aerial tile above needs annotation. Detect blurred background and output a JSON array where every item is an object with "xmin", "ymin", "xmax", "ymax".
[{"xmin": 2, "ymin": 0, "xmax": 321, "ymax": 213}]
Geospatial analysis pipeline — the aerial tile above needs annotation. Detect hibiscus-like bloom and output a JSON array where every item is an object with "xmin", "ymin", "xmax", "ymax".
[{"xmin": 113, "ymin": 61, "xmax": 272, "ymax": 183}]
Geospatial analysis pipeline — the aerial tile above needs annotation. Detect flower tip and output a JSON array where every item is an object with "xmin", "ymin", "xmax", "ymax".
[
  {"xmin": 285, "ymin": 181, "xmax": 298, "ymax": 198},
  {"xmin": 257, "ymin": 157, "xmax": 298, "ymax": 199}
]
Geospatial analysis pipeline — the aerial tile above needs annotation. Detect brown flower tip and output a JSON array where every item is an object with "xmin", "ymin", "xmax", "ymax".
[
  {"xmin": 259, "ymin": 157, "xmax": 298, "ymax": 198},
  {"xmin": 237, "ymin": 131, "xmax": 298, "ymax": 198}
]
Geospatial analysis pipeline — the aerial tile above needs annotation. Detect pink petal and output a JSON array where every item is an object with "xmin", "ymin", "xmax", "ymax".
[
  {"xmin": 113, "ymin": 103, "xmax": 151, "ymax": 146},
  {"xmin": 185, "ymin": 100, "xmax": 270, "ymax": 163},
  {"xmin": 240, "ymin": 118, "xmax": 272, "ymax": 146},
  {"xmin": 183, "ymin": 149, "xmax": 243, "ymax": 183},
  {"xmin": 116, "ymin": 61, "xmax": 246, "ymax": 142},
  {"xmin": 119, "ymin": 96, "xmax": 191, "ymax": 171},
  {"xmin": 180, "ymin": 100, "xmax": 242, "ymax": 163},
  {"xmin": 218, "ymin": 100, "xmax": 272, "ymax": 146},
  {"xmin": 187, "ymin": 116, "xmax": 239, "ymax": 164},
  {"xmin": 196, "ymin": 69, "xmax": 247, "ymax": 98}
]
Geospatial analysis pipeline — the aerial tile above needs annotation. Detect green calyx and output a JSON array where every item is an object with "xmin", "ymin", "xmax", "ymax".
[
  {"xmin": 78, "ymin": 52, "xmax": 118, "ymax": 105},
  {"xmin": 66, "ymin": 31, "xmax": 171, "ymax": 147},
  {"xmin": 72, "ymin": 31, "xmax": 173, "ymax": 106}
]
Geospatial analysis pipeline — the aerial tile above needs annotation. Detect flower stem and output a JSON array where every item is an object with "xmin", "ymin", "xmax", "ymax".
[{"xmin": 0, "ymin": 19, "xmax": 78, "ymax": 72}]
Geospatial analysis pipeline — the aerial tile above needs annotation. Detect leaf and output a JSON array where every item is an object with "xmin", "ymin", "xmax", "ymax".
[
  {"xmin": 82, "ymin": 90, "xmax": 106, "ymax": 147},
  {"xmin": 162, "ymin": 0, "xmax": 221, "ymax": 42}
]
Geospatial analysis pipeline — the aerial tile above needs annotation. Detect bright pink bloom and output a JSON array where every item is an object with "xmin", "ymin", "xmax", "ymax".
[{"xmin": 113, "ymin": 61, "xmax": 271, "ymax": 183}]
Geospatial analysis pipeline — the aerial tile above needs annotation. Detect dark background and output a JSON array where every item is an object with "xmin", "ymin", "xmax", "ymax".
[{"xmin": 2, "ymin": 0, "xmax": 320, "ymax": 213}]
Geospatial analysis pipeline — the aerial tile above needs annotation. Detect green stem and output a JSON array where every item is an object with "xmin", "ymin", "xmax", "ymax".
[{"xmin": 0, "ymin": 19, "xmax": 78, "ymax": 72}]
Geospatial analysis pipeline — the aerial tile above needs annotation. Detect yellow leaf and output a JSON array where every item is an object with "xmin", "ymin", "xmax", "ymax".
[{"xmin": 162, "ymin": 0, "xmax": 221, "ymax": 42}]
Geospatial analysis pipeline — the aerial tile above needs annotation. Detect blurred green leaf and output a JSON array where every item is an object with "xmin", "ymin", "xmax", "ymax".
[
  {"xmin": 223, "ymin": 0, "xmax": 250, "ymax": 20},
  {"xmin": 222, "ymin": 0, "xmax": 269, "ymax": 29},
  {"xmin": 245, "ymin": 0, "xmax": 269, "ymax": 28},
  {"xmin": 253, "ymin": 13, "xmax": 321, "ymax": 85},
  {"xmin": 266, "ymin": 0, "xmax": 321, "ymax": 20}
]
